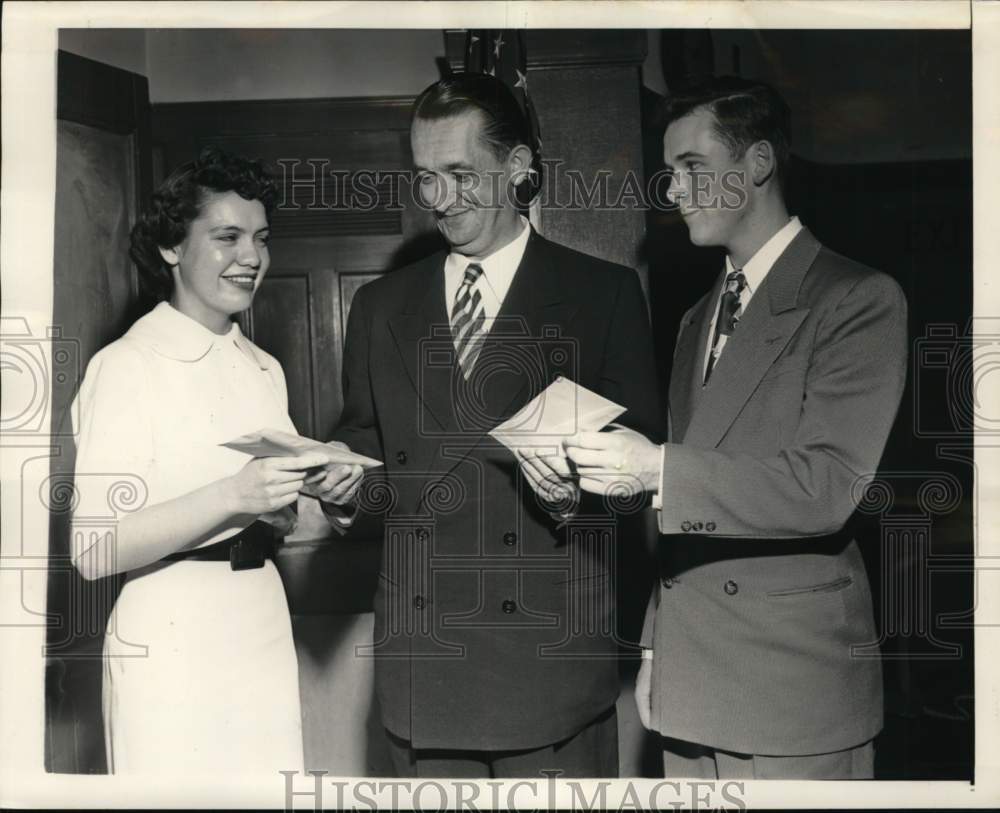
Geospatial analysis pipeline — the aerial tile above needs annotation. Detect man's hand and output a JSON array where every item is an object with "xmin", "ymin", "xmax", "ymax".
[
  {"xmin": 635, "ymin": 656, "xmax": 653, "ymax": 730},
  {"xmin": 563, "ymin": 425, "xmax": 662, "ymax": 498},
  {"xmin": 515, "ymin": 446, "xmax": 579, "ymax": 506},
  {"xmin": 302, "ymin": 441, "xmax": 364, "ymax": 505}
]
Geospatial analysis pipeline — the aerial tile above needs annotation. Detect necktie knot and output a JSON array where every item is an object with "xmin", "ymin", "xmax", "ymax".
[{"xmin": 463, "ymin": 263, "xmax": 484, "ymax": 286}]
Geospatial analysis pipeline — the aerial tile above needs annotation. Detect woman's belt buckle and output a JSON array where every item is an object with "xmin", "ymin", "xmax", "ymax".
[{"xmin": 229, "ymin": 536, "xmax": 266, "ymax": 571}]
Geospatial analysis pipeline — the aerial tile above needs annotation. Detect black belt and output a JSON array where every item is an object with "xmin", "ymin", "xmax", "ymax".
[{"xmin": 162, "ymin": 521, "xmax": 276, "ymax": 571}]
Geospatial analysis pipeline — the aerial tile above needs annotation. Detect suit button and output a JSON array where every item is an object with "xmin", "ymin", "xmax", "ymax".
[
  {"xmin": 501, "ymin": 599, "xmax": 517, "ymax": 614},
  {"xmin": 413, "ymin": 595, "xmax": 426, "ymax": 609},
  {"xmin": 706, "ymin": 521, "xmax": 716, "ymax": 532},
  {"xmin": 396, "ymin": 451, "xmax": 407, "ymax": 465},
  {"xmin": 724, "ymin": 580, "xmax": 739, "ymax": 596},
  {"xmin": 416, "ymin": 527, "xmax": 429, "ymax": 542},
  {"xmin": 660, "ymin": 576, "xmax": 674, "ymax": 589},
  {"xmin": 693, "ymin": 521, "xmax": 704, "ymax": 532},
  {"xmin": 503, "ymin": 532, "xmax": 517, "ymax": 547},
  {"xmin": 680, "ymin": 521, "xmax": 692, "ymax": 532}
]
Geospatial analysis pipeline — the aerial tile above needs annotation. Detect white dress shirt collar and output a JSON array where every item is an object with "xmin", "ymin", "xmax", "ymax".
[
  {"xmin": 703, "ymin": 216, "xmax": 804, "ymax": 380},
  {"xmin": 724, "ymin": 215, "xmax": 803, "ymax": 298},
  {"xmin": 444, "ymin": 215, "xmax": 531, "ymax": 319}
]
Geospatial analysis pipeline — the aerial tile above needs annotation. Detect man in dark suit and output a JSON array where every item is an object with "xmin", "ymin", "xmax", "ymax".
[
  {"xmin": 316, "ymin": 73, "xmax": 662, "ymax": 778},
  {"xmin": 563, "ymin": 77, "xmax": 908, "ymax": 779}
]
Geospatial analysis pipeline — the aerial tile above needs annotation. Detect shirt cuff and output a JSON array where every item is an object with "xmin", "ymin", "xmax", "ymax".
[
  {"xmin": 651, "ymin": 444, "xmax": 666, "ymax": 511},
  {"xmin": 320, "ymin": 498, "xmax": 358, "ymax": 529}
]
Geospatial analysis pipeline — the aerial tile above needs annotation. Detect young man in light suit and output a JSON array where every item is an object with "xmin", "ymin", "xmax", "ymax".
[{"xmin": 562, "ymin": 77, "xmax": 908, "ymax": 779}]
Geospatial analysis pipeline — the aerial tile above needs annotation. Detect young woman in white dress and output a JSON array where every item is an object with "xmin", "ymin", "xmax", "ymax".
[{"xmin": 71, "ymin": 148, "xmax": 361, "ymax": 775}]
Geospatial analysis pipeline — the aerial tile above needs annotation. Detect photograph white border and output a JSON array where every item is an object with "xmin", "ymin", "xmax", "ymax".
[{"xmin": 1, "ymin": 1, "xmax": 996, "ymax": 808}]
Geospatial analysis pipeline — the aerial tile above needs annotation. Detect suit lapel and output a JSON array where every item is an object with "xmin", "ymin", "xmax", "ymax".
[
  {"xmin": 385, "ymin": 231, "xmax": 576, "ymax": 464},
  {"xmin": 386, "ymin": 252, "xmax": 452, "ymax": 433},
  {"xmin": 668, "ymin": 290, "xmax": 715, "ymax": 442},
  {"xmin": 682, "ymin": 227, "xmax": 821, "ymax": 449},
  {"xmin": 477, "ymin": 230, "xmax": 578, "ymax": 423}
]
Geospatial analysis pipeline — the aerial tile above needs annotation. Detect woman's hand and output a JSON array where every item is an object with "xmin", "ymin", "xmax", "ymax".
[
  {"xmin": 302, "ymin": 442, "xmax": 365, "ymax": 505},
  {"xmin": 222, "ymin": 453, "xmax": 330, "ymax": 516}
]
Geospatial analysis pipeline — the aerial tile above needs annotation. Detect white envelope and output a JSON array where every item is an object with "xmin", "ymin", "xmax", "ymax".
[
  {"xmin": 489, "ymin": 376, "xmax": 626, "ymax": 453},
  {"xmin": 221, "ymin": 427, "xmax": 383, "ymax": 468}
]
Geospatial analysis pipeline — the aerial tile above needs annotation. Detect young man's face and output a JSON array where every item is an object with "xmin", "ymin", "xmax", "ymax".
[
  {"xmin": 411, "ymin": 109, "xmax": 518, "ymax": 258},
  {"xmin": 663, "ymin": 107, "xmax": 753, "ymax": 250}
]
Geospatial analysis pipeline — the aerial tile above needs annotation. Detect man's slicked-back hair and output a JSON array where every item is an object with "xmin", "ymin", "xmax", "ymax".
[
  {"xmin": 412, "ymin": 72, "xmax": 541, "ymax": 205},
  {"xmin": 664, "ymin": 76, "xmax": 792, "ymax": 187}
]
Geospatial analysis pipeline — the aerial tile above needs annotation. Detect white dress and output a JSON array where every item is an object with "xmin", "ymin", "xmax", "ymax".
[{"xmin": 72, "ymin": 302, "xmax": 304, "ymax": 775}]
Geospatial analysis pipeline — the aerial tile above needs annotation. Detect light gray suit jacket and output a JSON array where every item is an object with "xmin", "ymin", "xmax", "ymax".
[{"xmin": 642, "ymin": 227, "xmax": 907, "ymax": 755}]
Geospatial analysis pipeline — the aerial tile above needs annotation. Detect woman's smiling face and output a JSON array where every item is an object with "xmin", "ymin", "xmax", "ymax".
[{"xmin": 160, "ymin": 189, "xmax": 271, "ymax": 333}]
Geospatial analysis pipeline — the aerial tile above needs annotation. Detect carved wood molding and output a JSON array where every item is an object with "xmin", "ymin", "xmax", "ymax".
[{"xmin": 152, "ymin": 95, "xmax": 416, "ymax": 139}]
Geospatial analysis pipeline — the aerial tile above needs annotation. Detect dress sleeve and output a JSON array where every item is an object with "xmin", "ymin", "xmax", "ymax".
[
  {"xmin": 266, "ymin": 356, "xmax": 291, "ymax": 416},
  {"xmin": 71, "ymin": 341, "xmax": 155, "ymax": 569}
]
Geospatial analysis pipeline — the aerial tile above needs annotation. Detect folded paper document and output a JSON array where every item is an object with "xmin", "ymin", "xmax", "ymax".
[
  {"xmin": 222, "ymin": 428, "xmax": 383, "ymax": 468},
  {"xmin": 489, "ymin": 376, "xmax": 626, "ymax": 452}
]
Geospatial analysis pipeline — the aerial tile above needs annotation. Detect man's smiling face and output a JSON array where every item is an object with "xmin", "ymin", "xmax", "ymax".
[
  {"xmin": 663, "ymin": 107, "xmax": 752, "ymax": 251},
  {"xmin": 411, "ymin": 109, "xmax": 517, "ymax": 258}
]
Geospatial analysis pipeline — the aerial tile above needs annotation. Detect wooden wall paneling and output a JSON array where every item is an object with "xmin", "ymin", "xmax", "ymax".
[
  {"xmin": 48, "ymin": 51, "xmax": 152, "ymax": 774},
  {"xmin": 245, "ymin": 272, "xmax": 318, "ymax": 437}
]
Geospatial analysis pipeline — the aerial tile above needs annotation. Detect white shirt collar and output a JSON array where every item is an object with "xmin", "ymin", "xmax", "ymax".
[
  {"xmin": 444, "ymin": 216, "xmax": 531, "ymax": 318},
  {"xmin": 724, "ymin": 216, "xmax": 803, "ymax": 296},
  {"xmin": 127, "ymin": 301, "xmax": 270, "ymax": 369}
]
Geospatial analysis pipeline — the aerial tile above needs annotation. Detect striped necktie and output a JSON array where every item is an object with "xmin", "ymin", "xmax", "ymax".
[
  {"xmin": 704, "ymin": 270, "xmax": 747, "ymax": 383},
  {"xmin": 451, "ymin": 262, "xmax": 486, "ymax": 379}
]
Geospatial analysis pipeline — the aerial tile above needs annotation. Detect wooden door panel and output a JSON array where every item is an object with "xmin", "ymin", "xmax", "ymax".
[
  {"xmin": 248, "ymin": 274, "xmax": 317, "ymax": 436},
  {"xmin": 338, "ymin": 272, "xmax": 384, "ymax": 339}
]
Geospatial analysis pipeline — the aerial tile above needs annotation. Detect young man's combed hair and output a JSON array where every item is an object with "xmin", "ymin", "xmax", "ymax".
[{"xmin": 664, "ymin": 76, "xmax": 792, "ymax": 188}]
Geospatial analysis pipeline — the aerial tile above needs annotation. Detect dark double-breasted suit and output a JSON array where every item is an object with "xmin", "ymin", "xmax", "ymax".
[
  {"xmin": 642, "ymin": 227, "xmax": 908, "ymax": 756},
  {"xmin": 334, "ymin": 230, "xmax": 663, "ymax": 752}
]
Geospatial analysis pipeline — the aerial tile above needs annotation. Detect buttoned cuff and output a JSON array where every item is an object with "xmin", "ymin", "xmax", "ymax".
[
  {"xmin": 651, "ymin": 444, "xmax": 666, "ymax": 511},
  {"xmin": 320, "ymin": 498, "xmax": 358, "ymax": 534}
]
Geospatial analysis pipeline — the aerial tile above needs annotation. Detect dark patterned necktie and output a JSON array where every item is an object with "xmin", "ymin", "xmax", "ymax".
[
  {"xmin": 451, "ymin": 262, "xmax": 486, "ymax": 379},
  {"xmin": 704, "ymin": 270, "xmax": 747, "ymax": 383}
]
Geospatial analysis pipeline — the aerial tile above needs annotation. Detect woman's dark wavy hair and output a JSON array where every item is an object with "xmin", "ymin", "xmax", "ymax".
[
  {"xmin": 412, "ymin": 73, "xmax": 542, "ymax": 207},
  {"xmin": 129, "ymin": 146, "xmax": 278, "ymax": 302}
]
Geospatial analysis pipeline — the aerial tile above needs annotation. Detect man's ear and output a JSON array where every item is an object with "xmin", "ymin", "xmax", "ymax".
[
  {"xmin": 158, "ymin": 245, "xmax": 180, "ymax": 267},
  {"xmin": 506, "ymin": 143, "xmax": 534, "ymax": 187},
  {"xmin": 750, "ymin": 140, "xmax": 777, "ymax": 187}
]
